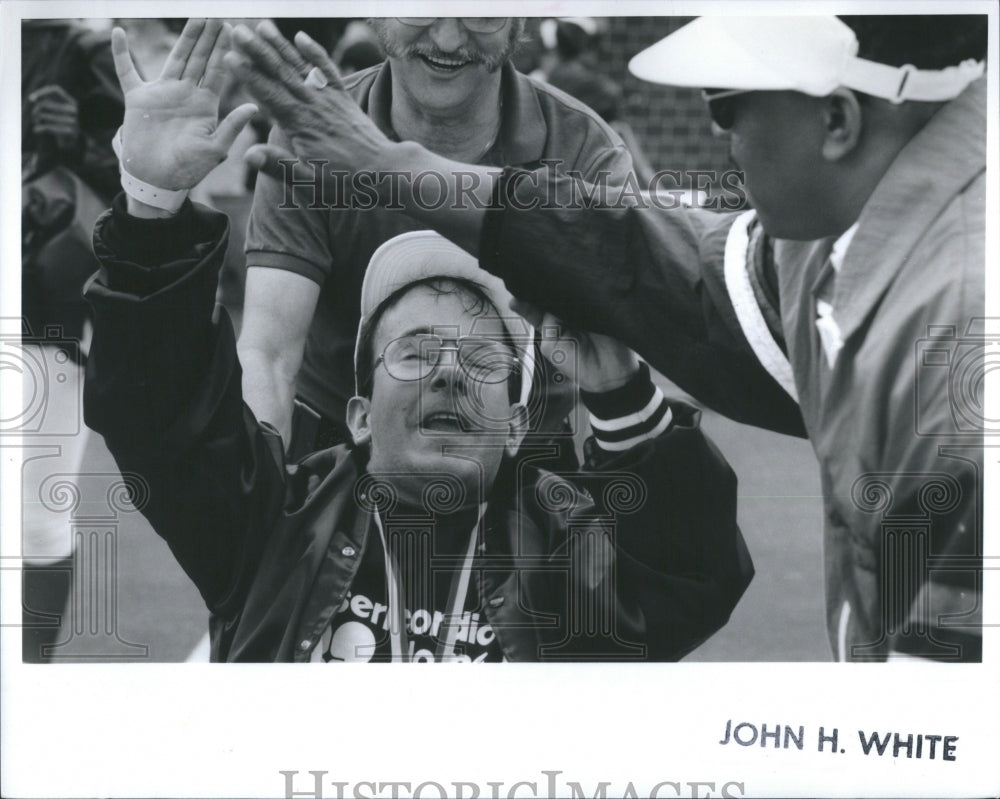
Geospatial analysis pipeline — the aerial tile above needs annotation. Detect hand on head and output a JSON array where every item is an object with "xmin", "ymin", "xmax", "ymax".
[{"xmin": 509, "ymin": 299, "xmax": 639, "ymax": 394}]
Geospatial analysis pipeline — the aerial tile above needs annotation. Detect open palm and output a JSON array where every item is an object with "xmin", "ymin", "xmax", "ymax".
[{"xmin": 112, "ymin": 19, "xmax": 257, "ymax": 191}]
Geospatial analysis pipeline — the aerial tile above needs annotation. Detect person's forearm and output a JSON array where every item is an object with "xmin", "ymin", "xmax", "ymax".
[
  {"xmin": 84, "ymin": 195, "xmax": 231, "ymax": 453},
  {"xmin": 476, "ymin": 177, "xmax": 806, "ymax": 436},
  {"xmin": 238, "ymin": 348, "xmax": 296, "ymax": 443},
  {"xmin": 377, "ymin": 141, "xmax": 492, "ymax": 256}
]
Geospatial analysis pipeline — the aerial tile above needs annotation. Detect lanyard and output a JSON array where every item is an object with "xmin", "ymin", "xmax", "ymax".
[{"xmin": 371, "ymin": 502, "xmax": 486, "ymax": 663}]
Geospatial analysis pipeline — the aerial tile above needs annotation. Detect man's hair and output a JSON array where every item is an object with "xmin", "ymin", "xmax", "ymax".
[
  {"xmin": 838, "ymin": 15, "xmax": 987, "ymax": 69},
  {"xmin": 355, "ymin": 277, "xmax": 523, "ymax": 402}
]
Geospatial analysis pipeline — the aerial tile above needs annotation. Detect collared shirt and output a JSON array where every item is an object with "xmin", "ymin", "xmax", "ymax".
[
  {"xmin": 245, "ymin": 60, "xmax": 633, "ymax": 426},
  {"xmin": 814, "ymin": 222, "xmax": 858, "ymax": 368}
]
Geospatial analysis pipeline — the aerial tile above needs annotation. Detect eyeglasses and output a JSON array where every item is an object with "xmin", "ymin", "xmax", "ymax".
[
  {"xmin": 396, "ymin": 18, "xmax": 509, "ymax": 35},
  {"xmin": 701, "ymin": 89, "xmax": 754, "ymax": 130},
  {"xmin": 371, "ymin": 334, "xmax": 519, "ymax": 386}
]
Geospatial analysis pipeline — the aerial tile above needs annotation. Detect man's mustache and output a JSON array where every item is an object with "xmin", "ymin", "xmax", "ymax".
[{"xmin": 406, "ymin": 46, "xmax": 488, "ymax": 66}]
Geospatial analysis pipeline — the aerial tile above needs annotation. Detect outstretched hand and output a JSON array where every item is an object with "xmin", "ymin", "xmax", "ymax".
[
  {"xmin": 27, "ymin": 85, "xmax": 81, "ymax": 152},
  {"xmin": 225, "ymin": 21, "xmax": 392, "ymax": 186},
  {"xmin": 111, "ymin": 19, "xmax": 258, "ymax": 191},
  {"xmin": 510, "ymin": 299, "xmax": 640, "ymax": 394}
]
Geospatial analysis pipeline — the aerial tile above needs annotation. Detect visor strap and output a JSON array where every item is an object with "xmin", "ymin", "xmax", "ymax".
[{"xmin": 841, "ymin": 57, "xmax": 984, "ymax": 104}]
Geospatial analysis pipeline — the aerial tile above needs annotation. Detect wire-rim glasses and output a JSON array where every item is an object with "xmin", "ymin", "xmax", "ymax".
[
  {"xmin": 396, "ymin": 18, "xmax": 508, "ymax": 35},
  {"xmin": 372, "ymin": 333, "xmax": 519, "ymax": 385}
]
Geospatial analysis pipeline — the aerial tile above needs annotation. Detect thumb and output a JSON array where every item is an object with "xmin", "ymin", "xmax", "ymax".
[
  {"xmin": 213, "ymin": 102, "xmax": 258, "ymax": 152},
  {"xmin": 535, "ymin": 312, "xmax": 572, "ymax": 364},
  {"xmin": 244, "ymin": 142, "xmax": 310, "ymax": 183}
]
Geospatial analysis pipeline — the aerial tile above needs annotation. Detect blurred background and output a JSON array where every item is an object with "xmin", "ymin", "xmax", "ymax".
[{"xmin": 19, "ymin": 16, "xmax": 827, "ymax": 663}]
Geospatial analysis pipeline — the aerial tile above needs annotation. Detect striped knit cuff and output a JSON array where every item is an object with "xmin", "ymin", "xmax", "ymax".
[{"xmin": 581, "ymin": 362, "xmax": 673, "ymax": 452}]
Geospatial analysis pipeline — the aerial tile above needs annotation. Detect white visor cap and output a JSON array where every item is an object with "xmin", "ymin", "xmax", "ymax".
[
  {"xmin": 355, "ymin": 231, "xmax": 535, "ymax": 404},
  {"xmin": 628, "ymin": 16, "xmax": 984, "ymax": 103}
]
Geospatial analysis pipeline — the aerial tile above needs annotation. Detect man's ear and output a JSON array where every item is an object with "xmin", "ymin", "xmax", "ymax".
[
  {"xmin": 504, "ymin": 402, "xmax": 530, "ymax": 457},
  {"xmin": 347, "ymin": 396, "xmax": 373, "ymax": 446},
  {"xmin": 821, "ymin": 88, "xmax": 863, "ymax": 161}
]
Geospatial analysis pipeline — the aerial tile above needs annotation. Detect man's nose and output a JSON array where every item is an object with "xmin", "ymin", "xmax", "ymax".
[
  {"xmin": 427, "ymin": 18, "xmax": 469, "ymax": 52},
  {"xmin": 429, "ymin": 349, "xmax": 467, "ymax": 393}
]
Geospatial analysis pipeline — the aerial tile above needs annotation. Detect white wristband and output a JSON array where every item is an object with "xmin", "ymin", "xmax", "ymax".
[{"xmin": 111, "ymin": 127, "xmax": 189, "ymax": 213}]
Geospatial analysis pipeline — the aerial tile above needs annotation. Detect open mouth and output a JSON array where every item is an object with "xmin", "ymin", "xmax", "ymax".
[
  {"xmin": 418, "ymin": 53, "xmax": 473, "ymax": 73},
  {"xmin": 421, "ymin": 411, "xmax": 471, "ymax": 432}
]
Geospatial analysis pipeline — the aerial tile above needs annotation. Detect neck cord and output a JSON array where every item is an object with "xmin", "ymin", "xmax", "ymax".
[{"xmin": 372, "ymin": 501, "xmax": 487, "ymax": 662}]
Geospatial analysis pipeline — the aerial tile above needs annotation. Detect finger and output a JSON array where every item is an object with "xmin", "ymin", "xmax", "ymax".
[
  {"xmin": 231, "ymin": 24, "xmax": 311, "ymax": 102},
  {"xmin": 225, "ymin": 50, "xmax": 307, "ymax": 118},
  {"xmin": 245, "ymin": 143, "xmax": 316, "ymax": 186},
  {"xmin": 257, "ymin": 19, "xmax": 311, "ymax": 76},
  {"xmin": 110, "ymin": 27, "xmax": 143, "ymax": 93},
  {"xmin": 160, "ymin": 18, "xmax": 206, "ymax": 80},
  {"xmin": 211, "ymin": 102, "xmax": 259, "ymax": 152},
  {"xmin": 509, "ymin": 298, "xmax": 546, "ymax": 328},
  {"xmin": 31, "ymin": 100, "xmax": 76, "ymax": 116},
  {"xmin": 32, "ymin": 122, "xmax": 77, "ymax": 137},
  {"xmin": 538, "ymin": 313, "xmax": 564, "ymax": 338},
  {"xmin": 27, "ymin": 85, "xmax": 74, "ymax": 103},
  {"xmin": 201, "ymin": 22, "xmax": 232, "ymax": 95},
  {"xmin": 294, "ymin": 30, "xmax": 346, "ymax": 90},
  {"xmin": 535, "ymin": 313, "xmax": 571, "ymax": 356},
  {"xmin": 181, "ymin": 18, "xmax": 223, "ymax": 83},
  {"xmin": 31, "ymin": 110, "xmax": 78, "ymax": 127}
]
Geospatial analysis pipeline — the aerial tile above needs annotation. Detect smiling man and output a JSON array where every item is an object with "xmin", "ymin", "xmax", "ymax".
[
  {"xmin": 238, "ymin": 18, "xmax": 634, "ymax": 464},
  {"xmin": 83, "ymin": 20, "xmax": 752, "ymax": 662}
]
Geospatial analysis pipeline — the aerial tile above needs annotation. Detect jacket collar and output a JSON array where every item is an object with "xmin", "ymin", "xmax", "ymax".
[
  {"xmin": 364, "ymin": 60, "xmax": 547, "ymax": 165},
  {"xmin": 829, "ymin": 77, "xmax": 986, "ymax": 342}
]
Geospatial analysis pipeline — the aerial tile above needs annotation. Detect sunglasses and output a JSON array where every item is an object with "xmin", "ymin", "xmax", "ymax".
[
  {"xmin": 396, "ymin": 18, "xmax": 508, "ymax": 35},
  {"xmin": 701, "ymin": 89, "xmax": 754, "ymax": 130}
]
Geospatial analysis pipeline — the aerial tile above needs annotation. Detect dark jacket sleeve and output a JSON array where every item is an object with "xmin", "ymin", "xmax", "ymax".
[
  {"xmin": 480, "ymin": 168, "xmax": 806, "ymax": 437},
  {"xmin": 569, "ymin": 401, "xmax": 753, "ymax": 661},
  {"xmin": 83, "ymin": 196, "xmax": 286, "ymax": 616}
]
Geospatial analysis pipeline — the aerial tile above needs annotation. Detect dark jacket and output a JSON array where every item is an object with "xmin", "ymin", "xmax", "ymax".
[
  {"xmin": 84, "ymin": 198, "xmax": 753, "ymax": 662},
  {"xmin": 477, "ymin": 80, "xmax": 986, "ymax": 661}
]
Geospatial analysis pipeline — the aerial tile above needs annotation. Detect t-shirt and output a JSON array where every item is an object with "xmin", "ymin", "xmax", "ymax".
[
  {"xmin": 309, "ymin": 508, "xmax": 504, "ymax": 663},
  {"xmin": 245, "ymin": 59, "xmax": 634, "ymax": 431}
]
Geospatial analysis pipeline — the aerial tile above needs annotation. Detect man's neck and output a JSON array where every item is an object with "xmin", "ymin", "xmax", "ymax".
[
  {"xmin": 832, "ymin": 100, "xmax": 946, "ymax": 235},
  {"xmin": 387, "ymin": 68, "xmax": 504, "ymax": 162}
]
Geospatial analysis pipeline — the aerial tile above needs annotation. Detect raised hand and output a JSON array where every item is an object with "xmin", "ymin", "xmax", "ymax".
[
  {"xmin": 111, "ymin": 19, "xmax": 257, "ymax": 191},
  {"xmin": 27, "ymin": 85, "xmax": 81, "ymax": 152},
  {"xmin": 510, "ymin": 299, "xmax": 640, "ymax": 394},
  {"xmin": 225, "ymin": 21, "xmax": 391, "ymax": 184}
]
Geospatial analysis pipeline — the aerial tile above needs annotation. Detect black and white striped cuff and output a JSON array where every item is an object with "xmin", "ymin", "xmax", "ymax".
[{"xmin": 581, "ymin": 362, "xmax": 672, "ymax": 452}]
